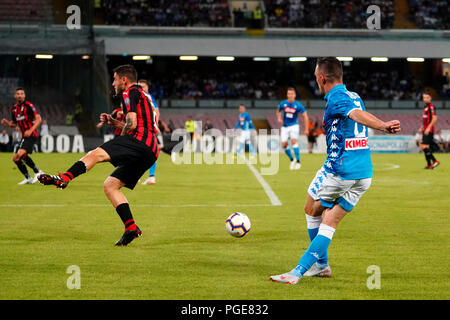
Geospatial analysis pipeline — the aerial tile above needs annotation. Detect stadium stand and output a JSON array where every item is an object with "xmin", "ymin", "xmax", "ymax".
[
  {"xmin": 0, "ymin": 0, "xmax": 52, "ymax": 23},
  {"xmin": 409, "ymin": 0, "xmax": 450, "ymax": 29},
  {"xmin": 254, "ymin": 0, "xmax": 395, "ymax": 29},
  {"xmin": 101, "ymin": 0, "xmax": 232, "ymax": 27}
]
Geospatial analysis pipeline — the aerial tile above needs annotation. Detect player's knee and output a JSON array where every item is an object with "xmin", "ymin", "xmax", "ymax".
[{"xmin": 103, "ymin": 179, "xmax": 116, "ymax": 195}]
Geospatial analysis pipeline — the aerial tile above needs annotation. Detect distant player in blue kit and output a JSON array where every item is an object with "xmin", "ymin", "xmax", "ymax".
[
  {"xmin": 234, "ymin": 104, "xmax": 256, "ymax": 158},
  {"xmin": 270, "ymin": 57, "xmax": 401, "ymax": 284},
  {"xmin": 276, "ymin": 87, "xmax": 309, "ymax": 170},
  {"xmin": 139, "ymin": 80, "xmax": 160, "ymax": 185}
]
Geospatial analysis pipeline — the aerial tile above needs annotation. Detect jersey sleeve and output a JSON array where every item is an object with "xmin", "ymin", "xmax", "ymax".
[
  {"xmin": 297, "ymin": 102, "xmax": 306, "ymax": 114},
  {"xmin": 332, "ymin": 96, "xmax": 360, "ymax": 119},
  {"xmin": 247, "ymin": 114, "xmax": 255, "ymax": 129},
  {"xmin": 11, "ymin": 108, "xmax": 16, "ymax": 122},
  {"xmin": 126, "ymin": 88, "xmax": 141, "ymax": 113},
  {"xmin": 430, "ymin": 104, "xmax": 436, "ymax": 116},
  {"xmin": 277, "ymin": 102, "xmax": 284, "ymax": 111},
  {"xmin": 26, "ymin": 102, "xmax": 37, "ymax": 120}
]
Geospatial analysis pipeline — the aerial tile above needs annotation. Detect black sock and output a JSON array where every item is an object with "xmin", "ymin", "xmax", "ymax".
[
  {"xmin": 23, "ymin": 156, "xmax": 39, "ymax": 173},
  {"xmin": 16, "ymin": 161, "xmax": 30, "ymax": 179},
  {"xmin": 429, "ymin": 151, "xmax": 436, "ymax": 162},
  {"xmin": 424, "ymin": 149, "xmax": 432, "ymax": 165},
  {"xmin": 115, "ymin": 203, "xmax": 136, "ymax": 230},
  {"xmin": 60, "ymin": 161, "xmax": 87, "ymax": 182}
]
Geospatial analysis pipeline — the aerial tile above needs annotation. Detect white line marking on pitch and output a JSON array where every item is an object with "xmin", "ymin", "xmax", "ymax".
[
  {"xmin": 373, "ymin": 163, "xmax": 400, "ymax": 171},
  {"xmin": 245, "ymin": 160, "xmax": 282, "ymax": 206},
  {"xmin": 0, "ymin": 203, "xmax": 273, "ymax": 208}
]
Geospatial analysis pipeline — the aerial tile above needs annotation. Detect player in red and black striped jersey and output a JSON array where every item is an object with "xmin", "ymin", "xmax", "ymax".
[
  {"xmin": 1, "ymin": 88, "xmax": 43, "ymax": 184},
  {"xmin": 38, "ymin": 65, "xmax": 159, "ymax": 246},
  {"xmin": 419, "ymin": 93, "xmax": 440, "ymax": 169}
]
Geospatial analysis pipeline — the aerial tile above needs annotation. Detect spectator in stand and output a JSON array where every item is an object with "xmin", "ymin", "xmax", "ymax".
[
  {"xmin": 103, "ymin": 0, "xmax": 231, "ymax": 27},
  {"xmin": 435, "ymin": 129, "xmax": 446, "ymax": 152},
  {"xmin": 12, "ymin": 127, "xmax": 21, "ymax": 153},
  {"xmin": 0, "ymin": 130, "xmax": 9, "ymax": 152}
]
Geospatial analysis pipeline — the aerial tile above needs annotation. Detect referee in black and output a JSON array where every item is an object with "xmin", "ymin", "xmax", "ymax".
[{"xmin": 38, "ymin": 65, "xmax": 159, "ymax": 246}]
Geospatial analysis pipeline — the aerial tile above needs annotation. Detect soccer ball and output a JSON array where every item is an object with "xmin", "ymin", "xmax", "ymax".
[{"xmin": 225, "ymin": 212, "xmax": 251, "ymax": 237}]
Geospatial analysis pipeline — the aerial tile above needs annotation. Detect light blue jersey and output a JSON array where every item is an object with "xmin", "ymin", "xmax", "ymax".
[
  {"xmin": 322, "ymin": 84, "xmax": 372, "ymax": 180},
  {"xmin": 143, "ymin": 91, "xmax": 158, "ymax": 109},
  {"xmin": 235, "ymin": 112, "xmax": 255, "ymax": 131},
  {"xmin": 278, "ymin": 100, "xmax": 306, "ymax": 127}
]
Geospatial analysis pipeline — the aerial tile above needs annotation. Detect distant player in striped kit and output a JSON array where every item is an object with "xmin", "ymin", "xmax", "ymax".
[
  {"xmin": 38, "ymin": 65, "xmax": 159, "ymax": 246},
  {"xmin": 276, "ymin": 87, "xmax": 309, "ymax": 170},
  {"xmin": 1, "ymin": 88, "xmax": 43, "ymax": 184},
  {"xmin": 419, "ymin": 93, "xmax": 439, "ymax": 169}
]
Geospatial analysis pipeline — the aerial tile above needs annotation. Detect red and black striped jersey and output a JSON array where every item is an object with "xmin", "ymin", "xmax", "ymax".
[
  {"xmin": 11, "ymin": 101, "xmax": 39, "ymax": 137},
  {"xmin": 121, "ymin": 84, "xmax": 158, "ymax": 152},
  {"xmin": 422, "ymin": 103, "xmax": 436, "ymax": 134},
  {"xmin": 110, "ymin": 107, "xmax": 125, "ymax": 136}
]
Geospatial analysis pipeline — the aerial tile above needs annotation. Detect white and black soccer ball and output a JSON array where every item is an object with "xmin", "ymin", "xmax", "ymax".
[{"xmin": 225, "ymin": 212, "xmax": 251, "ymax": 237}]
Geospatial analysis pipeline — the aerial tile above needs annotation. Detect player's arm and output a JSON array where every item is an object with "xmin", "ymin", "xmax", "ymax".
[
  {"xmin": 276, "ymin": 109, "xmax": 283, "ymax": 124},
  {"xmin": 1, "ymin": 118, "xmax": 16, "ymax": 128},
  {"xmin": 424, "ymin": 115, "xmax": 437, "ymax": 135},
  {"xmin": 121, "ymin": 112, "xmax": 137, "ymax": 135},
  {"xmin": 301, "ymin": 112, "xmax": 309, "ymax": 135},
  {"xmin": 348, "ymin": 109, "xmax": 401, "ymax": 134}
]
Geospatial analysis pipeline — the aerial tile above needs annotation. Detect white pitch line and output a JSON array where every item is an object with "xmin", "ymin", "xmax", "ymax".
[
  {"xmin": 245, "ymin": 160, "xmax": 282, "ymax": 206},
  {"xmin": 0, "ymin": 203, "xmax": 273, "ymax": 208}
]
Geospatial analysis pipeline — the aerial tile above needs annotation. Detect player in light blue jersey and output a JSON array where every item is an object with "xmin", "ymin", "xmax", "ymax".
[
  {"xmin": 270, "ymin": 57, "xmax": 401, "ymax": 284},
  {"xmin": 234, "ymin": 104, "xmax": 256, "ymax": 158},
  {"xmin": 139, "ymin": 80, "xmax": 160, "ymax": 185},
  {"xmin": 276, "ymin": 87, "xmax": 309, "ymax": 170}
]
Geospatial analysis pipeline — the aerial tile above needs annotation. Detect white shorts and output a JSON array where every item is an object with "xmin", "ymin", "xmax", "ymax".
[
  {"xmin": 238, "ymin": 130, "xmax": 251, "ymax": 143},
  {"xmin": 308, "ymin": 167, "xmax": 372, "ymax": 212},
  {"xmin": 280, "ymin": 125, "xmax": 299, "ymax": 143}
]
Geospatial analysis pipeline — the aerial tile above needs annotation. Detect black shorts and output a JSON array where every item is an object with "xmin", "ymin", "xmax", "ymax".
[
  {"xmin": 99, "ymin": 135, "xmax": 158, "ymax": 190},
  {"xmin": 17, "ymin": 137, "xmax": 37, "ymax": 154},
  {"xmin": 422, "ymin": 133, "xmax": 434, "ymax": 145},
  {"xmin": 307, "ymin": 135, "xmax": 317, "ymax": 143}
]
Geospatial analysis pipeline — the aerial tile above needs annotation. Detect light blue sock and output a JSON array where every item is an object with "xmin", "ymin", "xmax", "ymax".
[
  {"xmin": 307, "ymin": 228, "xmax": 328, "ymax": 265},
  {"xmin": 284, "ymin": 148, "xmax": 293, "ymax": 161},
  {"xmin": 149, "ymin": 161, "xmax": 157, "ymax": 176},
  {"xmin": 290, "ymin": 225, "xmax": 335, "ymax": 277},
  {"xmin": 237, "ymin": 142, "xmax": 244, "ymax": 155},
  {"xmin": 248, "ymin": 143, "xmax": 256, "ymax": 155},
  {"xmin": 293, "ymin": 146, "xmax": 300, "ymax": 162}
]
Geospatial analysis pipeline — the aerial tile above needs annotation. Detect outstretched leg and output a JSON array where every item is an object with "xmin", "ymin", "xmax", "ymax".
[{"xmin": 38, "ymin": 147, "xmax": 110, "ymax": 188}]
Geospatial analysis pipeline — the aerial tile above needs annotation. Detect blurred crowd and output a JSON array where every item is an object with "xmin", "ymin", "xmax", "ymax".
[
  {"xmin": 146, "ymin": 67, "xmax": 436, "ymax": 101},
  {"xmin": 148, "ymin": 71, "xmax": 278, "ymax": 100},
  {"xmin": 99, "ymin": 0, "xmax": 450, "ymax": 30},
  {"xmin": 409, "ymin": 0, "xmax": 450, "ymax": 29},
  {"xmin": 102, "ymin": 0, "xmax": 231, "ymax": 27},
  {"xmin": 305, "ymin": 69, "xmax": 424, "ymax": 100},
  {"xmin": 263, "ymin": 0, "xmax": 395, "ymax": 28}
]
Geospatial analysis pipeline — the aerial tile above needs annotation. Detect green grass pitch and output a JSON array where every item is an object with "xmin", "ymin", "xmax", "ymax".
[{"xmin": 0, "ymin": 152, "xmax": 449, "ymax": 300}]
